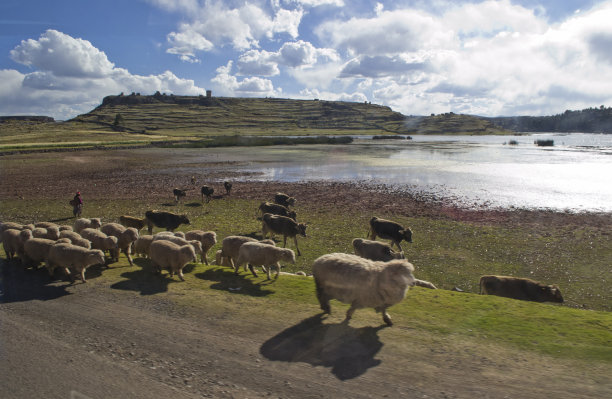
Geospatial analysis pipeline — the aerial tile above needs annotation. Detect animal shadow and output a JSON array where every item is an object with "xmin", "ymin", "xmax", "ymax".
[
  {"xmin": 49, "ymin": 216, "xmax": 74, "ymax": 223},
  {"xmin": 0, "ymin": 259, "xmax": 71, "ymax": 303},
  {"xmin": 110, "ymin": 258, "xmax": 174, "ymax": 295},
  {"xmin": 185, "ymin": 202, "xmax": 202, "ymax": 208},
  {"xmin": 260, "ymin": 314, "xmax": 385, "ymax": 380},
  {"xmin": 195, "ymin": 267, "xmax": 273, "ymax": 297}
]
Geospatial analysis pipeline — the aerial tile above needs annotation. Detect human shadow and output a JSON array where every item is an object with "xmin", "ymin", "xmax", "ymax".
[
  {"xmin": 195, "ymin": 267, "xmax": 274, "ymax": 297},
  {"xmin": 0, "ymin": 259, "xmax": 71, "ymax": 303},
  {"xmin": 110, "ymin": 258, "xmax": 174, "ymax": 296},
  {"xmin": 260, "ymin": 314, "xmax": 385, "ymax": 380}
]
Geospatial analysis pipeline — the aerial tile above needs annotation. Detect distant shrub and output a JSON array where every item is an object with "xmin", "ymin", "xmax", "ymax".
[
  {"xmin": 372, "ymin": 135, "xmax": 409, "ymax": 140},
  {"xmin": 507, "ymin": 140, "xmax": 519, "ymax": 145},
  {"xmin": 534, "ymin": 139, "xmax": 554, "ymax": 146}
]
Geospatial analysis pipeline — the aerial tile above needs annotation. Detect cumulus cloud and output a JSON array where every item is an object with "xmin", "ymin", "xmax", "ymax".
[
  {"xmin": 211, "ymin": 61, "xmax": 280, "ymax": 97},
  {"xmin": 2, "ymin": 30, "xmax": 205, "ymax": 120},
  {"xmin": 160, "ymin": 1, "xmax": 304, "ymax": 61}
]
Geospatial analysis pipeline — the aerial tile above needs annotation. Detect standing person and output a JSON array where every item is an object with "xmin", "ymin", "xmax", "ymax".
[{"xmin": 71, "ymin": 191, "xmax": 83, "ymax": 217}]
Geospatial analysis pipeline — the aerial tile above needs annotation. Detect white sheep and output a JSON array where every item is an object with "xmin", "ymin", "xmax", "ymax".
[
  {"xmin": 154, "ymin": 231, "xmax": 186, "ymax": 239},
  {"xmin": 312, "ymin": 253, "xmax": 416, "ymax": 326},
  {"xmin": 148, "ymin": 240, "xmax": 197, "ymax": 281},
  {"xmin": 133, "ymin": 235, "xmax": 155, "ymax": 258},
  {"xmin": 100, "ymin": 223, "xmax": 139, "ymax": 266},
  {"xmin": 215, "ymin": 249, "xmax": 231, "ymax": 266},
  {"xmin": 152, "ymin": 234, "xmax": 203, "ymax": 262},
  {"xmin": 74, "ymin": 217, "xmax": 102, "ymax": 233},
  {"xmin": 184, "ymin": 230, "xmax": 217, "ymax": 264},
  {"xmin": 352, "ymin": 238, "xmax": 404, "ymax": 262},
  {"xmin": 31, "ymin": 226, "xmax": 60, "ymax": 240},
  {"xmin": 0, "ymin": 222, "xmax": 30, "ymax": 245},
  {"xmin": 2, "ymin": 228, "xmax": 32, "ymax": 260},
  {"xmin": 79, "ymin": 228, "xmax": 118, "ymax": 262},
  {"xmin": 46, "ymin": 242, "xmax": 105, "ymax": 283},
  {"xmin": 59, "ymin": 230, "xmax": 91, "ymax": 249},
  {"xmin": 219, "ymin": 235, "xmax": 275, "ymax": 270},
  {"xmin": 34, "ymin": 222, "xmax": 60, "ymax": 230},
  {"xmin": 22, "ymin": 238, "xmax": 71, "ymax": 269},
  {"xmin": 235, "ymin": 241, "xmax": 295, "ymax": 280}
]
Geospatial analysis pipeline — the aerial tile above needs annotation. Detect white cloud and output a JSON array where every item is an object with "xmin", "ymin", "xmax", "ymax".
[
  {"xmin": 161, "ymin": 1, "xmax": 304, "ymax": 61},
  {"xmin": 211, "ymin": 61, "xmax": 280, "ymax": 97},
  {"xmin": 291, "ymin": 0, "xmax": 344, "ymax": 7},
  {"xmin": 2, "ymin": 30, "xmax": 205, "ymax": 120},
  {"xmin": 237, "ymin": 49, "xmax": 280, "ymax": 76}
]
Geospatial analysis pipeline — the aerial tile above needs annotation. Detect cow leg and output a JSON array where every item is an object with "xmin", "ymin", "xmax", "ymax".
[
  {"xmin": 369, "ymin": 231, "xmax": 377, "ymax": 240},
  {"xmin": 282, "ymin": 236, "xmax": 287, "ymax": 248},
  {"xmin": 293, "ymin": 236, "xmax": 301, "ymax": 256}
]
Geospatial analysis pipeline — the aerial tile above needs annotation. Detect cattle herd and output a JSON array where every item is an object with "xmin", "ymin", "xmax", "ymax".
[{"xmin": 0, "ymin": 184, "xmax": 564, "ymax": 326}]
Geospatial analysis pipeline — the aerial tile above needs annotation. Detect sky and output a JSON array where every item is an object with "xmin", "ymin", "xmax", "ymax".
[{"xmin": 1, "ymin": 0, "xmax": 611, "ymax": 120}]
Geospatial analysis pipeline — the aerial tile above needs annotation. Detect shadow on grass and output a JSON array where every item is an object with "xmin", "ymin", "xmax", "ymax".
[
  {"xmin": 0, "ymin": 259, "xmax": 72, "ymax": 303},
  {"xmin": 260, "ymin": 314, "xmax": 385, "ymax": 380},
  {"xmin": 110, "ymin": 258, "xmax": 176, "ymax": 296},
  {"xmin": 195, "ymin": 267, "xmax": 274, "ymax": 297},
  {"xmin": 185, "ymin": 202, "xmax": 202, "ymax": 208},
  {"xmin": 49, "ymin": 216, "xmax": 75, "ymax": 223}
]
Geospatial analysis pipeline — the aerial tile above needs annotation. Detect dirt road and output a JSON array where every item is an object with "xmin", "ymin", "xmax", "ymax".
[{"xmin": 1, "ymin": 263, "xmax": 610, "ymax": 399}]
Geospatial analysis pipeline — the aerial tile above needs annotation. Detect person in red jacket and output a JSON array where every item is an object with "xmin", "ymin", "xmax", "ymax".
[{"xmin": 70, "ymin": 191, "xmax": 83, "ymax": 217}]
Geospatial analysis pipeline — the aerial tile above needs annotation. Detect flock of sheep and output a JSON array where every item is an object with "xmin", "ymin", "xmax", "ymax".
[{"xmin": 1, "ymin": 187, "xmax": 564, "ymax": 327}]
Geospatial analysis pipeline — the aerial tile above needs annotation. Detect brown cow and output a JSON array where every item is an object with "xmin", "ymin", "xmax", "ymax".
[{"xmin": 479, "ymin": 275, "xmax": 563, "ymax": 303}]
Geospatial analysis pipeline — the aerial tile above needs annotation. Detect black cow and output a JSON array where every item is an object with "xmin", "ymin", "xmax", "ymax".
[
  {"xmin": 173, "ymin": 188, "xmax": 187, "ymax": 203},
  {"xmin": 479, "ymin": 275, "xmax": 564, "ymax": 303},
  {"xmin": 145, "ymin": 210, "xmax": 190, "ymax": 234},
  {"xmin": 224, "ymin": 181, "xmax": 233, "ymax": 195},
  {"xmin": 368, "ymin": 216, "xmax": 412, "ymax": 252},
  {"xmin": 201, "ymin": 186, "xmax": 214, "ymax": 203}
]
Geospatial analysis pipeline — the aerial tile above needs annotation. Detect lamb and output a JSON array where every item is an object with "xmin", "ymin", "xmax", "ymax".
[
  {"xmin": 59, "ymin": 230, "xmax": 91, "ymax": 249},
  {"xmin": 2, "ymin": 228, "xmax": 32, "ymax": 260},
  {"xmin": 274, "ymin": 192, "xmax": 296, "ymax": 208},
  {"xmin": 100, "ymin": 223, "xmax": 139, "ymax": 266},
  {"xmin": 352, "ymin": 238, "xmax": 404, "ymax": 262},
  {"xmin": 22, "ymin": 237, "xmax": 71, "ymax": 269},
  {"xmin": 74, "ymin": 218, "xmax": 102, "ymax": 233},
  {"xmin": 148, "ymin": 240, "xmax": 197, "ymax": 281},
  {"xmin": 145, "ymin": 210, "xmax": 190, "ymax": 234},
  {"xmin": 79, "ymin": 228, "xmax": 119, "ymax": 263},
  {"xmin": 261, "ymin": 213, "xmax": 307, "ymax": 256},
  {"xmin": 46, "ymin": 242, "xmax": 105, "ymax": 283},
  {"xmin": 215, "ymin": 249, "xmax": 230, "ymax": 266},
  {"xmin": 224, "ymin": 181, "xmax": 232, "ymax": 195},
  {"xmin": 184, "ymin": 230, "xmax": 217, "ymax": 264},
  {"xmin": 31, "ymin": 226, "xmax": 60, "ymax": 240},
  {"xmin": 132, "ymin": 235, "xmax": 154, "ymax": 258},
  {"xmin": 258, "ymin": 202, "xmax": 297, "ymax": 220},
  {"xmin": 201, "ymin": 186, "xmax": 214, "ymax": 203},
  {"xmin": 173, "ymin": 188, "xmax": 187, "ymax": 203},
  {"xmin": 119, "ymin": 215, "xmax": 147, "ymax": 231},
  {"xmin": 312, "ymin": 253, "xmax": 416, "ymax": 326},
  {"xmin": 152, "ymin": 234, "xmax": 203, "ymax": 262},
  {"xmin": 234, "ymin": 241, "xmax": 295, "ymax": 279},
  {"xmin": 218, "ymin": 235, "xmax": 276, "ymax": 271},
  {"xmin": 368, "ymin": 216, "xmax": 413, "ymax": 252}
]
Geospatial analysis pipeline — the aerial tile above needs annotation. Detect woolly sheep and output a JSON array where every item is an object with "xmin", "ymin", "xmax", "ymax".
[
  {"xmin": 46, "ymin": 243, "xmax": 105, "ymax": 283},
  {"xmin": 184, "ymin": 230, "xmax": 217, "ymax": 264},
  {"xmin": 59, "ymin": 230, "xmax": 92, "ymax": 249},
  {"xmin": 2, "ymin": 229, "xmax": 32, "ymax": 260},
  {"xmin": 352, "ymin": 238, "xmax": 404, "ymax": 262},
  {"xmin": 235, "ymin": 241, "xmax": 295, "ymax": 280},
  {"xmin": 312, "ymin": 253, "xmax": 415, "ymax": 326},
  {"xmin": 0, "ymin": 222, "xmax": 30, "ymax": 245},
  {"xmin": 219, "ymin": 236, "xmax": 276, "ymax": 270},
  {"xmin": 31, "ymin": 226, "xmax": 60, "ymax": 240},
  {"xmin": 100, "ymin": 223, "xmax": 139, "ymax": 266},
  {"xmin": 133, "ymin": 235, "xmax": 154, "ymax": 258},
  {"xmin": 79, "ymin": 228, "xmax": 118, "ymax": 262},
  {"xmin": 149, "ymin": 240, "xmax": 197, "ymax": 281},
  {"xmin": 74, "ymin": 218, "xmax": 102, "ymax": 233},
  {"xmin": 152, "ymin": 234, "xmax": 203, "ymax": 262},
  {"xmin": 119, "ymin": 215, "xmax": 147, "ymax": 231},
  {"xmin": 34, "ymin": 222, "xmax": 60, "ymax": 230},
  {"xmin": 22, "ymin": 238, "xmax": 71, "ymax": 269}
]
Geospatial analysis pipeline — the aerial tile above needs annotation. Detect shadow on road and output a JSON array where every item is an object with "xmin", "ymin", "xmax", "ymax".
[
  {"xmin": 110, "ymin": 258, "xmax": 175, "ymax": 295},
  {"xmin": 195, "ymin": 267, "xmax": 274, "ymax": 297},
  {"xmin": 0, "ymin": 259, "xmax": 72, "ymax": 303},
  {"xmin": 260, "ymin": 314, "xmax": 385, "ymax": 380}
]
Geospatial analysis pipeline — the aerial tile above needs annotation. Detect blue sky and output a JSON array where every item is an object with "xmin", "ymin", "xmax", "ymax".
[{"xmin": 1, "ymin": 0, "xmax": 610, "ymax": 120}]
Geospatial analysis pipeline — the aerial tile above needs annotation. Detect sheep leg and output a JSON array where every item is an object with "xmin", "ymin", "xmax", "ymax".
[
  {"xmin": 293, "ymin": 236, "xmax": 301, "ymax": 256},
  {"xmin": 80, "ymin": 267, "xmax": 87, "ymax": 283},
  {"xmin": 274, "ymin": 262, "xmax": 280, "ymax": 279},
  {"xmin": 124, "ymin": 248, "xmax": 134, "ymax": 266},
  {"xmin": 178, "ymin": 269, "xmax": 185, "ymax": 281},
  {"xmin": 202, "ymin": 250, "xmax": 209, "ymax": 265},
  {"xmin": 381, "ymin": 307, "xmax": 393, "ymax": 326},
  {"xmin": 315, "ymin": 279, "xmax": 331, "ymax": 314},
  {"xmin": 344, "ymin": 304, "xmax": 357, "ymax": 323},
  {"xmin": 248, "ymin": 263, "xmax": 258, "ymax": 277}
]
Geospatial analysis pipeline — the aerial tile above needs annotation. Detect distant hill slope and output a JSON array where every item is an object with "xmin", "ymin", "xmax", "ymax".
[
  {"xmin": 71, "ymin": 94, "xmax": 511, "ymax": 136},
  {"xmin": 487, "ymin": 106, "xmax": 612, "ymax": 133}
]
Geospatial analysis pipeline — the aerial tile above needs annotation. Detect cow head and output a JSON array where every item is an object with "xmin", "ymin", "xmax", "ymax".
[
  {"xmin": 180, "ymin": 215, "xmax": 190, "ymax": 225},
  {"xmin": 545, "ymin": 285, "xmax": 564, "ymax": 303},
  {"xmin": 401, "ymin": 227, "xmax": 413, "ymax": 243},
  {"xmin": 297, "ymin": 223, "xmax": 307, "ymax": 237}
]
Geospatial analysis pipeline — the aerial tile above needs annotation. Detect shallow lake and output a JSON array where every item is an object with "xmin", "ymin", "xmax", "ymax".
[{"xmin": 186, "ymin": 133, "xmax": 612, "ymax": 212}]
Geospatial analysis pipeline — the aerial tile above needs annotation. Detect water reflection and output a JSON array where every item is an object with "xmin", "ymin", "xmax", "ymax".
[{"xmin": 203, "ymin": 134, "xmax": 612, "ymax": 212}]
